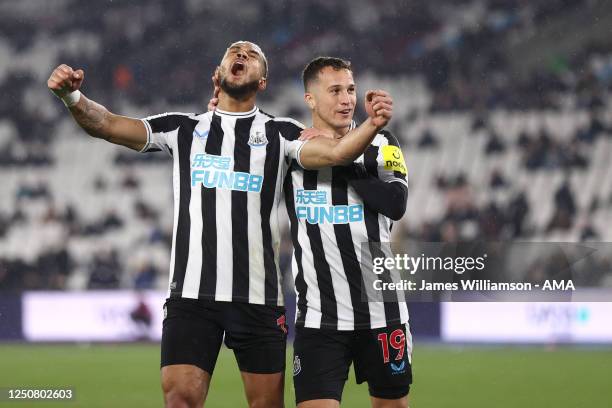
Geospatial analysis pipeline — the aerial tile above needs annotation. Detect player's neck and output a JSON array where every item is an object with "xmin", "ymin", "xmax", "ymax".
[
  {"xmin": 217, "ymin": 92, "xmax": 256, "ymax": 113},
  {"xmin": 312, "ymin": 116, "xmax": 350, "ymax": 139}
]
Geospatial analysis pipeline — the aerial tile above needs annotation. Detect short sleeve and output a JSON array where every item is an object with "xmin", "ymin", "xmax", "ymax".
[
  {"xmin": 275, "ymin": 118, "xmax": 307, "ymax": 168},
  {"xmin": 365, "ymin": 130, "xmax": 408, "ymax": 187},
  {"xmin": 140, "ymin": 112, "xmax": 191, "ymax": 155}
]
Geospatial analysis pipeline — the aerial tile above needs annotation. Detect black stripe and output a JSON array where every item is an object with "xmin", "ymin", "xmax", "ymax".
[
  {"xmin": 331, "ymin": 167, "xmax": 371, "ymax": 329},
  {"xmin": 284, "ymin": 165, "xmax": 308, "ymax": 326},
  {"xmin": 380, "ymin": 130, "xmax": 399, "ymax": 147},
  {"xmin": 232, "ymin": 117, "xmax": 255, "ymax": 302},
  {"xmin": 148, "ymin": 115, "xmax": 180, "ymax": 133},
  {"xmin": 261, "ymin": 122, "xmax": 281, "ymax": 305},
  {"xmin": 393, "ymin": 171, "xmax": 406, "ymax": 180},
  {"xmin": 363, "ymin": 204, "xmax": 401, "ymax": 326},
  {"xmin": 303, "ymin": 170, "xmax": 338, "ymax": 329},
  {"xmin": 363, "ymin": 134, "xmax": 401, "ymax": 324},
  {"xmin": 171, "ymin": 120, "xmax": 197, "ymax": 298},
  {"xmin": 364, "ymin": 145, "xmax": 379, "ymax": 175},
  {"xmin": 199, "ymin": 114, "xmax": 224, "ymax": 299},
  {"xmin": 258, "ymin": 109, "xmax": 275, "ymax": 118}
]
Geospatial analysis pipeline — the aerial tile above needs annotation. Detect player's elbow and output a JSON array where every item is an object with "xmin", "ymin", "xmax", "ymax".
[
  {"xmin": 387, "ymin": 184, "xmax": 408, "ymax": 221},
  {"xmin": 388, "ymin": 203, "xmax": 406, "ymax": 221}
]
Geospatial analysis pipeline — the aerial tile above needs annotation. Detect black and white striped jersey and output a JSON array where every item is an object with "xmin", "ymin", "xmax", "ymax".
[
  {"xmin": 284, "ymin": 128, "xmax": 409, "ymax": 330},
  {"xmin": 139, "ymin": 107, "xmax": 305, "ymax": 306}
]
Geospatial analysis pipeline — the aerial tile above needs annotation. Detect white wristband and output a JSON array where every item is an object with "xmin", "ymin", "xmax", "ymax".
[{"xmin": 61, "ymin": 90, "xmax": 81, "ymax": 107}]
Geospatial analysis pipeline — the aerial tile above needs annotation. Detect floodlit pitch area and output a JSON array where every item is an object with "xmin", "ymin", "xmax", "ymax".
[{"xmin": 1, "ymin": 344, "xmax": 611, "ymax": 407}]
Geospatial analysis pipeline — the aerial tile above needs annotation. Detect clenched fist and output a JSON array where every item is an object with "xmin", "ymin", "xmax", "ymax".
[
  {"xmin": 364, "ymin": 90, "xmax": 393, "ymax": 128},
  {"xmin": 47, "ymin": 64, "xmax": 84, "ymax": 99}
]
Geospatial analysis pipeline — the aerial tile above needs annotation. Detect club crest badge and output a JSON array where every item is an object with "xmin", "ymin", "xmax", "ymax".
[
  {"xmin": 248, "ymin": 131, "xmax": 268, "ymax": 147},
  {"xmin": 293, "ymin": 355, "xmax": 302, "ymax": 376}
]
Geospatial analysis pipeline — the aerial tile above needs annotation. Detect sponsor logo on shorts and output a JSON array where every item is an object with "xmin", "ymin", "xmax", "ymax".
[
  {"xmin": 276, "ymin": 315, "xmax": 288, "ymax": 334},
  {"xmin": 390, "ymin": 361, "xmax": 406, "ymax": 375},
  {"xmin": 382, "ymin": 145, "xmax": 407, "ymax": 175},
  {"xmin": 293, "ymin": 355, "xmax": 302, "ymax": 376}
]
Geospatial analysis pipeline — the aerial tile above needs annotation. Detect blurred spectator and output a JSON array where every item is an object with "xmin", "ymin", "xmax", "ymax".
[
  {"xmin": 135, "ymin": 199, "xmax": 158, "ymax": 221},
  {"xmin": 417, "ymin": 128, "xmax": 439, "ymax": 149},
  {"xmin": 122, "ymin": 171, "xmax": 140, "ymax": 190},
  {"xmin": 506, "ymin": 192, "xmax": 529, "ymax": 238},
  {"xmin": 133, "ymin": 262, "xmax": 159, "ymax": 289},
  {"xmin": 88, "ymin": 249, "xmax": 121, "ymax": 289},
  {"xmin": 547, "ymin": 180, "xmax": 577, "ymax": 232},
  {"xmin": 478, "ymin": 202, "xmax": 505, "ymax": 239},
  {"xmin": 484, "ymin": 131, "xmax": 506, "ymax": 155},
  {"xmin": 489, "ymin": 169, "xmax": 508, "ymax": 189}
]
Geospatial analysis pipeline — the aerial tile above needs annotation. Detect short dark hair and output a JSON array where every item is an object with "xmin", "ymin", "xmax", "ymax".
[{"xmin": 302, "ymin": 57, "xmax": 352, "ymax": 90}]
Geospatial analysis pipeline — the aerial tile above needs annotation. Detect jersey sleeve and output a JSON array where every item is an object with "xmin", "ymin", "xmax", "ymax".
[
  {"xmin": 364, "ymin": 130, "xmax": 408, "ymax": 187},
  {"xmin": 139, "ymin": 112, "xmax": 191, "ymax": 155},
  {"xmin": 276, "ymin": 118, "xmax": 307, "ymax": 168}
]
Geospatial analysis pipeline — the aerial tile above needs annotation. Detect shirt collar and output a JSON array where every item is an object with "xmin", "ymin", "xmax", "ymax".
[{"xmin": 213, "ymin": 106, "xmax": 258, "ymax": 118}]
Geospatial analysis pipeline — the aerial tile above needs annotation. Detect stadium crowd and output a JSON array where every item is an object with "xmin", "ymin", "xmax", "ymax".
[{"xmin": 1, "ymin": 0, "xmax": 612, "ymax": 290}]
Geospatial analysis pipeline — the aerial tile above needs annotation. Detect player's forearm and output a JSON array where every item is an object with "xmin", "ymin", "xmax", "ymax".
[
  {"xmin": 299, "ymin": 119, "xmax": 381, "ymax": 169},
  {"xmin": 330, "ymin": 118, "xmax": 380, "ymax": 165},
  {"xmin": 68, "ymin": 94, "xmax": 114, "ymax": 141},
  {"xmin": 67, "ymin": 94, "xmax": 146, "ymax": 151}
]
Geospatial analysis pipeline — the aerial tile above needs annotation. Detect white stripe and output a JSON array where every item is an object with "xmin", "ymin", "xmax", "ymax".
[
  {"xmin": 181, "ymin": 131, "xmax": 206, "ymax": 299},
  {"xmin": 406, "ymin": 322, "xmax": 413, "ymax": 364},
  {"xmin": 144, "ymin": 111, "xmax": 195, "ymax": 120},
  {"xmin": 388, "ymin": 178, "xmax": 409, "ymax": 188},
  {"xmin": 247, "ymin": 115, "xmax": 267, "ymax": 304},
  {"xmin": 167, "ymin": 131, "xmax": 181, "ymax": 298},
  {"xmin": 138, "ymin": 119, "xmax": 152, "ymax": 153},
  {"xmin": 292, "ymin": 170, "xmax": 322, "ymax": 329},
  {"xmin": 273, "ymin": 134, "xmax": 286, "ymax": 306},
  {"xmin": 371, "ymin": 133, "xmax": 387, "ymax": 147},
  {"xmin": 294, "ymin": 140, "xmax": 307, "ymax": 169},
  {"xmin": 347, "ymin": 198, "xmax": 387, "ymax": 328},
  {"xmin": 215, "ymin": 106, "xmax": 257, "ymax": 117},
  {"xmin": 316, "ymin": 168, "xmax": 354, "ymax": 330},
  {"xmin": 214, "ymin": 116, "xmax": 236, "ymax": 301}
]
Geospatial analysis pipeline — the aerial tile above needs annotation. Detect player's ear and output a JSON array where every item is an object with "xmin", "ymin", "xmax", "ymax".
[
  {"xmin": 258, "ymin": 77, "xmax": 267, "ymax": 91},
  {"xmin": 304, "ymin": 92, "xmax": 315, "ymax": 110}
]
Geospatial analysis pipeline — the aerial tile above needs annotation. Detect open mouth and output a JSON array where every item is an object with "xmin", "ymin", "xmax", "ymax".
[
  {"xmin": 338, "ymin": 109, "xmax": 352, "ymax": 115},
  {"xmin": 231, "ymin": 60, "xmax": 246, "ymax": 76}
]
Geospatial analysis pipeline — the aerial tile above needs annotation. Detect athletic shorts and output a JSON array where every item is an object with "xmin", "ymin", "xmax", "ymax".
[
  {"xmin": 293, "ymin": 323, "xmax": 412, "ymax": 403},
  {"xmin": 161, "ymin": 298, "xmax": 288, "ymax": 375}
]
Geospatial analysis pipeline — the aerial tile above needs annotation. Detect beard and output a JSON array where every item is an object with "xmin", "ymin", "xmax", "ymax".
[{"xmin": 219, "ymin": 76, "xmax": 260, "ymax": 100}]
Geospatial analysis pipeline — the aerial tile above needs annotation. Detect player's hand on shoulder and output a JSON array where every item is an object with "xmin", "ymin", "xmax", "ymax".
[
  {"xmin": 299, "ymin": 127, "xmax": 335, "ymax": 141},
  {"xmin": 364, "ymin": 90, "xmax": 393, "ymax": 128},
  {"xmin": 207, "ymin": 69, "xmax": 220, "ymax": 111},
  {"xmin": 47, "ymin": 64, "xmax": 84, "ymax": 98}
]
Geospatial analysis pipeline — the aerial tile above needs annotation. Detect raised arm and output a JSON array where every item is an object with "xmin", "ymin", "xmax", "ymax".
[
  {"xmin": 47, "ymin": 64, "xmax": 147, "ymax": 151},
  {"xmin": 298, "ymin": 90, "xmax": 393, "ymax": 169}
]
